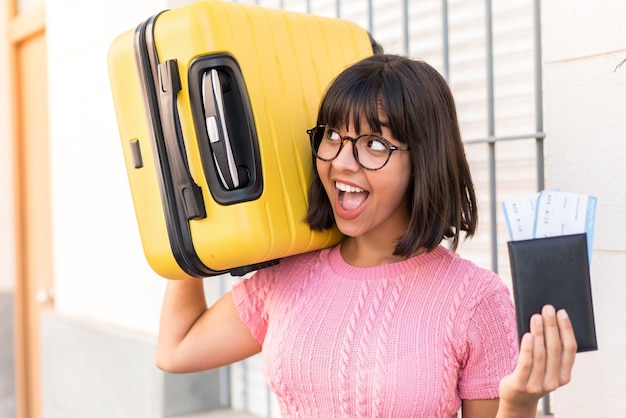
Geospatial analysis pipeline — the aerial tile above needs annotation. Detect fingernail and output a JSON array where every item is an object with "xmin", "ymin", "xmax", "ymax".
[
  {"xmin": 544, "ymin": 304, "xmax": 556, "ymax": 316},
  {"xmin": 534, "ymin": 314, "xmax": 543, "ymax": 327},
  {"xmin": 558, "ymin": 309, "xmax": 569, "ymax": 320}
]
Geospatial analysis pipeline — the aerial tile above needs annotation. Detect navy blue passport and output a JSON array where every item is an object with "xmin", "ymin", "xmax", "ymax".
[{"xmin": 507, "ymin": 233, "xmax": 598, "ymax": 352}]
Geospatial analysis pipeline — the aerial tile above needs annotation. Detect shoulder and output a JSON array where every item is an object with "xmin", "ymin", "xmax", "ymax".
[
  {"xmin": 432, "ymin": 248, "xmax": 516, "ymax": 341},
  {"xmin": 280, "ymin": 246, "xmax": 333, "ymax": 267},
  {"xmin": 267, "ymin": 245, "xmax": 334, "ymax": 277},
  {"xmin": 234, "ymin": 246, "xmax": 334, "ymax": 290},
  {"xmin": 441, "ymin": 253, "xmax": 518, "ymax": 390},
  {"xmin": 440, "ymin": 249, "xmax": 509, "ymax": 295},
  {"xmin": 230, "ymin": 246, "xmax": 336, "ymax": 330}
]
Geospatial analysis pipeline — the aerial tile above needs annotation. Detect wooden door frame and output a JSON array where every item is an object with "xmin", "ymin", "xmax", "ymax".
[{"xmin": 6, "ymin": 2, "xmax": 48, "ymax": 418}]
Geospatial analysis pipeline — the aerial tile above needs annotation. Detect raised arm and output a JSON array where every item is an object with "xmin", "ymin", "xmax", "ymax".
[{"xmin": 156, "ymin": 277, "xmax": 261, "ymax": 373}]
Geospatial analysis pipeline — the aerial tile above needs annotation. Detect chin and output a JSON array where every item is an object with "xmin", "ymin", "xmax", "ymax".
[{"xmin": 333, "ymin": 220, "xmax": 363, "ymax": 238}]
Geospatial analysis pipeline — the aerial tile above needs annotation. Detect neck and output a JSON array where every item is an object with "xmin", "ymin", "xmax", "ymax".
[{"xmin": 340, "ymin": 236, "xmax": 425, "ymax": 267}]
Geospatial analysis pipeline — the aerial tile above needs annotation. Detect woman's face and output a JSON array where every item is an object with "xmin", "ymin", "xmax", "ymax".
[{"xmin": 316, "ymin": 112, "xmax": 413, "ymax": 242}]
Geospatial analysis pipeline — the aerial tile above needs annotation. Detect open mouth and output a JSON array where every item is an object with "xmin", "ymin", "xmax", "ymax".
[{"xmin": 336, "ymin": 181, "xmax": 369, "ymax": 211}]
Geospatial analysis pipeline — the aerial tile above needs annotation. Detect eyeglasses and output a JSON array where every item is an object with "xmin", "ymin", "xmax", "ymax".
[{"xmin": 307, "ymin": 125, "xmax": 410, "ymax": 171}]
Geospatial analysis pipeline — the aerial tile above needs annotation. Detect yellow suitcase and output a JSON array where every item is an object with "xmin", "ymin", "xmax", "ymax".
[{"xmin": 107, "ymin": 0, "xmax": 374, "ymax": 279}]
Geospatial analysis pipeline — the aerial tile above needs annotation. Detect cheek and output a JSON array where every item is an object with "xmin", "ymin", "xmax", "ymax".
[
  {"xmin": 315, "ymin": 158, "xmax": 324, "ymax": 175},
  {"xmin": 375, "ymin": 165, "xmax": 413, "ymax": 209},
  {"xmin": 316, "ymin": 160, "xmax": 332, "ymax": 190},
  {"xmin": 387, "ymin": 181, "xmax": 412, "ymax": 209}
]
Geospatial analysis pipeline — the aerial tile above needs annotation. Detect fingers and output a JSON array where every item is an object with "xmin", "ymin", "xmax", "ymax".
[
  {"xmin": 499, "ymin": 305, "xmax": 577, "ymax": 411},
  {"xmin": 526, "ymin": 311, "xmax": 546, "ymax": 393},
  {"xmin": 540, "ymin": 305, "xmax": 562, "ymax": 391},
  {"xmin": 504, "ymin": 315, "xmax": 544, "ymax": 395},
  {"xmin": 526, "ymin": 305, "xmax": 577, "ymax": 393},
  {"xmin": 556, "ymin": 308, "xmax": 577, "ymax": 384}
]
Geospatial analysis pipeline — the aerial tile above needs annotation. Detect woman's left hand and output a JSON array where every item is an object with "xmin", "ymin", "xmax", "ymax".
[{"xmin": 497, "ymin": 304, "xmax": 577, "ymax": 417}]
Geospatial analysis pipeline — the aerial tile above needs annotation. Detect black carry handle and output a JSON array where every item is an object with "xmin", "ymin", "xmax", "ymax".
[
  {"xmin": 188, "ymin": 54, "xmax": 263, "ymax": 206},
  {"xmin": 158, "ymin": 59, "xmax": 206, "ymax": 220},
  {"xmin": 202, "ymin": 69, "xmax": 241, "ymax": 190}
]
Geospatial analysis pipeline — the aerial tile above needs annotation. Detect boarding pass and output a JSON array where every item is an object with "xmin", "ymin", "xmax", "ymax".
[{"xmin": 502, "ymin": 190, "xmax": 597, "ymax": 263}]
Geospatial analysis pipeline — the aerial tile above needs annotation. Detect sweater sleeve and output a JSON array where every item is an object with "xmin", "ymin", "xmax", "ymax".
[
  {"xmin": 231, "ymin": 268, "xmax": 275, "ymax": 346},
  {"xmin": 458, "ymin": 274, "xmax": 519, "ymax": 400}
]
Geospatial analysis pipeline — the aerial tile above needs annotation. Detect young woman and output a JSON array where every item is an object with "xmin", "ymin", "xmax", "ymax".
[{"xmin": 157, "ymin": 54, "xmax": 576, "ymax": 417}]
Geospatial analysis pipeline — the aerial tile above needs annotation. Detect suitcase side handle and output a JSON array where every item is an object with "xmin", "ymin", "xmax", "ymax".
[
  {"xmin": 158, "ymin": 59, "xmax": 206, "ymax": 220},
  {"xmin": 133, "ymin": 13, "xmax": 218, "ymax": 278}
]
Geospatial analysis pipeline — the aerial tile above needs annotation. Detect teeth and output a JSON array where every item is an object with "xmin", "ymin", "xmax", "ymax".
[{"xmin": 335, "ymin": 181, "xmax": 365, "ymax": 193}]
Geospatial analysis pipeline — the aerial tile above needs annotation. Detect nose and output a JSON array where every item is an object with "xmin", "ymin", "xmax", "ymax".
[{"xmin": 331, "ymin": 138, "xmax": 360, "ymax": 171}]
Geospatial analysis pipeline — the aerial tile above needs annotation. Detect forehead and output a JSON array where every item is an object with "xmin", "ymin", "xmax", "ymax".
[{"xmin": 322, "ymin": 96, "xmax": 388, "ymax": 134}]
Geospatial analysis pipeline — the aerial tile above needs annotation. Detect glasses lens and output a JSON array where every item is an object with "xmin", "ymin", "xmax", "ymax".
[
  {"xmin": 309, "ymin": 127, "xmax": 394, "ymax": 169},
  {"xmin": 355, "ymin": 135, "xmax": 391, "ymax": 170},
  {"xmin": 312, "ymin": 127, "xmax": 341, "ymax": 161}
]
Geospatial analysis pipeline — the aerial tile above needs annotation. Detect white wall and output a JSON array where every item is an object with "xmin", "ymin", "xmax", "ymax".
[
  {"xmin": 46, "ymin": 0, "xmax": 171, "ymax": 334},
  {"xmin": 541, "ymin": 0, "xmax": 626, "ymax": 416}
]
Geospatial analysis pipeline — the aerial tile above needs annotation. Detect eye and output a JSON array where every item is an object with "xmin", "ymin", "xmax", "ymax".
[
  {"xmin": 326, "ymin": 128, "xmax": 341, "ymax": 142},
  {"xmin": 365, "ymin": 137, "xmax": 390, "ymax": 153}
]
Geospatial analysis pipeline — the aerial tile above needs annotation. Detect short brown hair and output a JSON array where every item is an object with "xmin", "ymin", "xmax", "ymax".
[{"xmin": 305, "ymin": 54, "xmax": 477, "ymax": 256}]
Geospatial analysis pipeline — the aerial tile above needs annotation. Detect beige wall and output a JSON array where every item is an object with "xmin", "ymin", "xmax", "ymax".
[
  {"xmin": 0, "ymin": 1, "xmax": 16, "ymax": 292},
  {"xmin": 541, "ymin": 0, "xmax": 626, "ymax": 416}
]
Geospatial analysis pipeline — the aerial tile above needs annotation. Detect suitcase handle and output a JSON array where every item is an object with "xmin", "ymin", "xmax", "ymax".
[
  {"xmin": 188, "ymin": 54, "xmax": 263, "ymax": 206},
  {"xmin": 158, "ymin": 59, "xmax": 206, "ymax": 220},
  {"xmin": 202, "ymin": 69, "xmax": 241, "ymax": 190}
]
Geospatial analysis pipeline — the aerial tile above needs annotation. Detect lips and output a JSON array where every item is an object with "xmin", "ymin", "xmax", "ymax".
[{"xmin": 335, "ymin": 181, "xmax": 369, "ymax": 212}]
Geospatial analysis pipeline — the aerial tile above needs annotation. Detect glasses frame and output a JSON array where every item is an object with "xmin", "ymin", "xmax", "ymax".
[{"xmin": 307, "ymin": 125, "xmax": 410, "ymax": 171}]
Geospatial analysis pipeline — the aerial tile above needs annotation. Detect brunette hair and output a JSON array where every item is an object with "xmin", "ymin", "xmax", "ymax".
[{"xmin": 305, "ymin": 54, "xmax": 478, "ymax": 255}]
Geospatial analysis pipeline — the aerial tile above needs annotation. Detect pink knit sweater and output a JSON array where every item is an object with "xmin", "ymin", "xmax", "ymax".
[{"xmin": 231, "ymin": 245, "xmax": 518, "ymax": 417}]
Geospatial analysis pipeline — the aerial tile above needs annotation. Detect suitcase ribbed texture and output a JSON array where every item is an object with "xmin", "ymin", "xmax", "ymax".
[{"xmin": 108, "ymin": 0, "xmax": 373, "ymax": 279}]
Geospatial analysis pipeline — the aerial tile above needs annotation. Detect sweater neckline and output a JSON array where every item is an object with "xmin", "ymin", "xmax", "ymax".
[{"xmin": 326, "ymin": 244, "xmax": 449, "ymax": 280}]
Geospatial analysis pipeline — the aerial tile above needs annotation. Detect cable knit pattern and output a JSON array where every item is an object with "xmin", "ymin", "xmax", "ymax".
[
  {"xmin": 436, "ymin": 265, "xmax": 471, "ymax": 416},
  {"xmin": 356, "ymin": 280, "xmax": 388, "ymax": 417},
  {"xmin": 372, "ymin": 278, "xmax": 402, "ymax": 418},
  {"xmin": 339, "ymin": 281, "xmax": 367, "ymax": 417},
  {"xmin": 270, "ymin": 257, "xmax": 315, "ymax": 417},
  {"xmin": 231, "ymin": 245, "xmax": 518, "ymax": 417}
]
